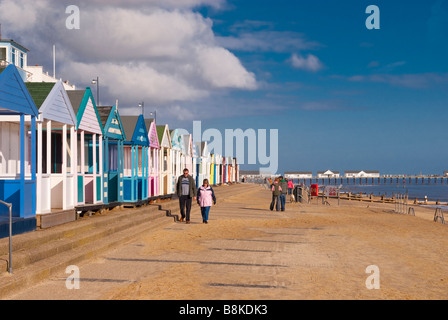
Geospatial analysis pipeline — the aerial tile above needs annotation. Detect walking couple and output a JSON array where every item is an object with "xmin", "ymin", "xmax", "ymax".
[
  {"xmin": 270, "ymin": 176, "xmax": 293, "ymax": 211},
  {"xmin": 176, "ymin": 168, "xmax": 216, "ymax": 224}
]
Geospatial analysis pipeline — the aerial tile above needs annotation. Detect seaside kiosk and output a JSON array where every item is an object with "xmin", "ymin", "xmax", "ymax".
[
  {"xmin": 26, "ymin": 81, "xmax": 78, "ymax": 227},
  {"xmin": 67, "ymin": 88, "xmax": 104, "ymax": 208},
  {"xmin": 145, "ymin": 118, "xmax": 160, "ymax": 198},
  {"xmin": 97, "ymin": 105, "xmax": 126, "ymax": 205},
  {"xmin": 120, "ymin": 115, "xmax": 149, "ymax": 204},
  {"xmin": 0, "ymin": 65, "xmax": 38, "ymax": 235}
]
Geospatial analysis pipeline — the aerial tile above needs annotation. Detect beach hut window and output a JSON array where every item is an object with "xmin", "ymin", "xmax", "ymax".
[
  {"xmin": 51, "ymin": 132, "xmax": 63, "ymax": 174},
  {"xmin": 0, "ymin": 48, "xmax": 6, "ymax": 61}
]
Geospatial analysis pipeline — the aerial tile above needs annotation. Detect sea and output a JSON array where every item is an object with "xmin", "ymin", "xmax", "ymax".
[{"xmin": 290, "ymin": 177, "xmax": 448, "ymax": 204}]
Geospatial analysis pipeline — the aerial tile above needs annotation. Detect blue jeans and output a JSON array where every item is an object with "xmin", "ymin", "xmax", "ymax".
[
  {"xmin": 201, "ymin": 206, "xmax": 211, "ymax": 222},
  {"xmin": 280, "ymin": 194, "xmax": 286, "ymax": 211}
]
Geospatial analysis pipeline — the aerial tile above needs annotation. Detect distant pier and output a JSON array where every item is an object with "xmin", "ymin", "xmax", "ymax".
[{"xmin": 291, "ymin": 176, "xmax": 448, "ymax": 186}]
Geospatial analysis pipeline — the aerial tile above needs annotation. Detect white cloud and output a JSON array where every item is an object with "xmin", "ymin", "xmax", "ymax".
[
  {"xmin": 0, "ymin": 0, "xmax": 256, "ymax": 113},
  {"xmin": 290, "ymin": 53, "xmax": 324, "ymax": 72}
]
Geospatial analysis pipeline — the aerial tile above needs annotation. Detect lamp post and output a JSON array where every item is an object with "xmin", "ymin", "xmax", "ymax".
[
  {"xmin": 92, "ymin": 76, "xmax": 99, "ymax": 106},
  {"xmin": 139, "ymin": 102, "xmax": 157, "ymax": 123}
]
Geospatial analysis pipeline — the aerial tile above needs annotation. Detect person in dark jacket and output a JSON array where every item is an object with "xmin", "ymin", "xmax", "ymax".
[
  {"xmin": 279, "ymin": 176, "xmax": 288, "ymax": 211},
  {"xmin": 176, "ymin": 168, "xmax": 197, "ymax": 224},
  {"xmin": 270, "ymin": 178, "xmax": 282, "ymax": 211}
]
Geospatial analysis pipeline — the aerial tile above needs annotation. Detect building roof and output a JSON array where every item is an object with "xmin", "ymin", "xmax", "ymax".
[
  {"xmin": 0, "ymin": 39, "xmax": 30, "ymax": 52},
  {"xmin": 66, "ymin": 90, "xmax": 86, "ymax": 115},
  {"xmin": 97, "ymin": 106, "xmax": 113, "ymax": 128},
  {"xmin": 25, "ymin": 82, "xmax": 56, "ymax": 109}
]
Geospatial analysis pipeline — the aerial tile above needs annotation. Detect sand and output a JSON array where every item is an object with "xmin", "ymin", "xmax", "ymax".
[
  {"xmin": 6, "ymin": 183, "xmax": 448, "ymax": 300},
  {"xmin": 101, "ymin": 184, "xmax": 448, "ymax": 300}
]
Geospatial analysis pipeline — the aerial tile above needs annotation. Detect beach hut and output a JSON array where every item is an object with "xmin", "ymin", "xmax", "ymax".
[
  {"xmin": 26, "ymin": 81, "xmax": 78, "ymax": 224},
  {"xmin": 67, "ymin": 88, "xmax": 104, "ymax": 207},
  {"xmin": 170, "ymin": 128, "xmax": 183, "ymax": 187},
  {"xmin": 210, "ymin": 153, "xmax": 215, "ymax": 185},
  {"xmin": 120, "ymin": 115, "xmax": 149, "ymax": 203},
  {"xmin": 156, "ymin": 125, "xmax": 174, "ymax": 196},
  {"xmin": 97, "ymin": 105, "xmax": 126, "ymax": 205},
  {"xmin": 0, "ymin": 65, "xmax": 38, "ymax": 235},
  {"xmin": 192, "ymin": 142, "xmax": 199, "ymax": 188},
  {"xmin": 195, "ymin": 141, "xmax": 211, "ymax": 188},
  {"xmin": 182, "ymin": 134, "xmax": 193, "ymax": 174},
  {"xmin": 145, "ymin": 119, "xmax": 160, "ymax": 197}
]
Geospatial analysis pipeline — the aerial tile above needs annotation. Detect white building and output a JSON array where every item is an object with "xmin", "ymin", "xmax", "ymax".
[
  {"xmin": 317, "ymin": 170, "xmax": 340, "ymax": 178},
  {"xmin": 284, "ymin": 172, "xmax": 313, "ymax": 179},
  {"xmin": 0, "ymin": 35, "xmax": 75, "ymax": 90},
  {"xmin": 344, "ymin": 170, "xmax": 380, "ymax": 178}
]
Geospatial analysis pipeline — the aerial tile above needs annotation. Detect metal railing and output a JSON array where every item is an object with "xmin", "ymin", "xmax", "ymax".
[{"xmin": 0, "ymin": 200, "xmax": 13, "ymax": 274}]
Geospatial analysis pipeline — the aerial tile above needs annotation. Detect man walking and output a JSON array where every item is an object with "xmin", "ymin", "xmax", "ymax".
[
  {"xmin": 279, "ymin": 176, "xmax": 288, "ymax": 211},
  {"xmin": 176, "ymin": 168, "xmax": 197, "ymax": 224}
]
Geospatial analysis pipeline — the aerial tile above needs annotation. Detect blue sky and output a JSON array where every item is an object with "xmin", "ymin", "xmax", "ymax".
[
  {"xmin": 195, "ymin": 0, "xmax": 448, "ymax": 175},
  {"xmin": 1, "ymin": 0, "xmax": 447, "ymax": 175}
]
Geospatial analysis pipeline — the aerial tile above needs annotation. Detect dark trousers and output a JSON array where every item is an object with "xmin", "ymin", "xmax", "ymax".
[
  {"xmin": 270, "ymin": 195, "xmax": 280, "ymax": 211},
  {"xmin": 179, "ymin": 195, "xmax": 192, "ymax": 221}
]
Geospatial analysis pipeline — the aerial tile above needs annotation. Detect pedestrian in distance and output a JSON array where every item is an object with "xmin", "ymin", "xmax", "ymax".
[
  {"xmin": 270, "ymin": 178, "xmax": 282, "ymax": 211},
  {"xmin": 287, "ymin": 179, "xmax": 295, "ymax": 202},
  {"xmin": 197, "ymin": 179, "xmax": 216, "ymax": 224},
  {"xmin": 279, "ymin": 176, "xmax": 288, "ymax": 211},
  {"xmin": 176, "ymin": 168, "xmax": 197, "ymax": 224}
]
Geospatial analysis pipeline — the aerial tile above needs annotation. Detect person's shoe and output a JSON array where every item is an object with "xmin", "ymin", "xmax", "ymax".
[
  {"xmin": 179, "ymin": 217, "xmax": 184, "ymax": 222},
  {"xmin": 204, "ymin": 221, "xmax": 208, "ymax": 224},
  {"xmin": 186, "ymin": 221, "xmax": 190, "ymax": 224}
]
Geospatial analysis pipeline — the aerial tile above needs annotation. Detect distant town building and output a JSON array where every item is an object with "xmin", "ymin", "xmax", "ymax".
[
  {"xmin": 284, "ymin": 172, "xmax": 313, "ymax": 179},
  {"xmin": 344, "ymin": 170, "xmax": 380, "ymax": 178},
  {"xmin": 317, "ymin": 170, "xmax": 340, "ymax": 178},
  {"xmin": 1, "ymin": 35, "xmax": 75, "ymax": 90}
]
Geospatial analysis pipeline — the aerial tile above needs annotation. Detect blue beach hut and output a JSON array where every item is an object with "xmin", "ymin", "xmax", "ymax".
[
  {"xmin": 98, "ymin": 105, "xmax": 126, "ymax": 205},
  {"xmin": 0, "ymin": 65, "xmax": 38, "ymax": 236},
  {"xmin": 120, "ymin": 115, "xmax": 149, "ymax": 204}
]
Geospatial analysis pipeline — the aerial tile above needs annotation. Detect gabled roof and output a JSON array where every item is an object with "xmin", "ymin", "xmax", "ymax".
[
  {"xmin": 170, "ymin": 129, "xmax": 183, "ymax": 150},
  {"xmin": 98, "ymin": 105, "xmax": 126, "ymax": 141},
  {"xmin": 67, "ymin": 87, "xmax": 104, "ymax": 134},
  {"xmin": 156, "ymin": 124, "xmax": 171, "ymax": 148},
  {"xmin": 145, "ymin": 118, "xmax": 160, "ymax": 149},
  {"xmin": 25, "ymin": 82, "xmax": 56, "ymax": 109},
  {"xmin": 0, "ymin": 65, "xmax": 38, "ymax": 116},
  {"xmin": 182, "ymin": 135, "xmax": 192, "ymax": 156},
  {"xmin": 120, "ymin": 115, "xmax": 149, "ymax": 146},
  {"xmin": 26, "ymin": 81, "xmax": 77, "ymax": 126}
]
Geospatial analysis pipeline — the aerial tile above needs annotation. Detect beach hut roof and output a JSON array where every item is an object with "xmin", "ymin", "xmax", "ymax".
[
  {"xmin": 120, "ymin": 115, "xmax": 149, "ymax": 146},
  {"xmin": 67, "ymin": 87, "xmax": 104, "ymax": 135},
  {"xmin": 145, "ymin": 118, "xmax": 160, "ymax": 149},
  {"xmin": 0, "ymin": 65, "xmax": 38, "ymax": 116},
  {"xmin": 97, "ymin": 105, "xmax": 126, "ymax": 141},
  {"xmin": 26, "ymin": 81, "xmax": 77, "ymax": 126}
]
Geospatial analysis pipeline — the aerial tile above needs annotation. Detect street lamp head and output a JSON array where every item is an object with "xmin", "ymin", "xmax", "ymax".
[{"xmin": 91, "ymin": 79, "xmax": 97, "ymax": 84}]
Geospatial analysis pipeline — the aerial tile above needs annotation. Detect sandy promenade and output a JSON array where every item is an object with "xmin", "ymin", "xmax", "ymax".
[{"xmin": 5, "ymin": 183, "xmax": 448, "ymax": 300}]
